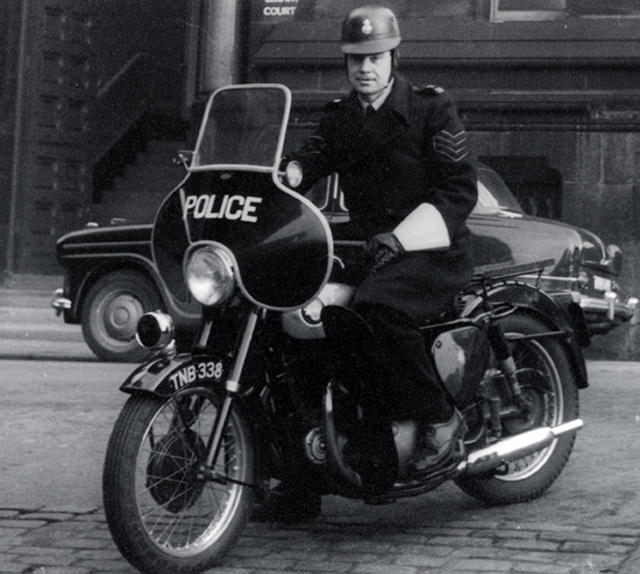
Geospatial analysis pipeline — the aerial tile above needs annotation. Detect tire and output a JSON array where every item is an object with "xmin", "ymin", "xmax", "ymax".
[
  {"xmin": 103, "ymin": 388, "xmax": 255, "ymax": 574},
  {"xmin": 81, "ymin": 270, "xmax": 162, "ymax": 362},
  {"xmin": 455, "ymin": 313, "xmax": 579, "ymax": 505}
]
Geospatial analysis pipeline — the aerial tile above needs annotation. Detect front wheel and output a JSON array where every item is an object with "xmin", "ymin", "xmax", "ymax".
[
  {"xmin": 455, "ymin": 313, "xmax": 579, "ymax": 505},
  {"xmin": 103, "ymin": 388, "xmax": 255, "ymax": 574}
]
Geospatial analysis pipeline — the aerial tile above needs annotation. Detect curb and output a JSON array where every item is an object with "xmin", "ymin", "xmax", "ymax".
[
  {"xmin": 0, "ymin": 338, "xmax": 95, "ymax": 361},
  {"xmin": 0, "ymin": 285, "xmax": 92, "ymax": 360}
]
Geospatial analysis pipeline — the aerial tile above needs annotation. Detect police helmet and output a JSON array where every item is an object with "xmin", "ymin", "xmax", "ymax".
[{"xmin": 340, "ymin": 5, "xmax": 401, "ymax": 54}]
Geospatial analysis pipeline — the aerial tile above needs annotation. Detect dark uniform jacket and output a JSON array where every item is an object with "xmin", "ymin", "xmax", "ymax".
[{"xmin": 291, "ymin": 75, "xmax": 478, "ymax": 323}]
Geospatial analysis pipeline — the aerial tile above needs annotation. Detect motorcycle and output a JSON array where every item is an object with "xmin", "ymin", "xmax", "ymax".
[{"xmin": 102, "ymin": 84, "xmax": 589, "ymax": 574}]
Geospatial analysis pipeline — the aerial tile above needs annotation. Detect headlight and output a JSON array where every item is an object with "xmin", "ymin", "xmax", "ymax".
[
  {"xmin": 285, "ymin": 160, "xmax": 303, "ymax": 188},
  {"xmin": 185, "ymin": 244, "xmax": 235, "ymax": 306}
]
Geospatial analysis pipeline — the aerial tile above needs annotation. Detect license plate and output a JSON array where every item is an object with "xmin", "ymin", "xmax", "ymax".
[
  {"xmin": 169, "ymin": 360, "xmax": 224, "ymax": 391},
  {"xmin": 593, "ymin": 276, "xmax": 612, "ymax": 292}
]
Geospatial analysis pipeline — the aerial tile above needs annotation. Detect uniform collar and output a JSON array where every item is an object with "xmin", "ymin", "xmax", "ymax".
[
  {"xmin": 357, "ymin": 78, "xmax": 395, "ymax": 111},
  {"xmin": 350, "ymin": 74, "xmax": 413, "ymax": 123},
  {"xmin": 382, "ymin": 75, "xmax": 413, "ymax": 122}
]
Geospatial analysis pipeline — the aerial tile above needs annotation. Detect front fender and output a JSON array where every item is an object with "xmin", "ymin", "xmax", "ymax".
[
  {"xmin": 121, "ymin": 351, "xmax": 275, "ymax": 489},
  {"xmin": 120, "ymin": 352, "xmax": 226, "ymax": 398},
  {"xmin": 465, "ymin": 282, "xmax": 589, "ymax": 389}
]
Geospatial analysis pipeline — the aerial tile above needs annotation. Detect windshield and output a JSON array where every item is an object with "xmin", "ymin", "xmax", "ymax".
[
  {"xmin": 191, "ymin": 84, "xmax": 290, "ymax": 170},
  {"xmin": 475, "ymin": 166, "xmax": 523, "ymax": 214}
]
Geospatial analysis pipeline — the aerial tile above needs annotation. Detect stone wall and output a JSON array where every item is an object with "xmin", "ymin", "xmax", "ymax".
[{"xmin": 470, "ymin": 123, "xmax": 640, "ymax": 360}]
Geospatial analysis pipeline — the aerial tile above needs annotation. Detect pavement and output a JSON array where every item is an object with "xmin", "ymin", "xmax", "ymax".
[
  {"xmin": 0, "ymin": 275, "xmax": 95, "ymax": 362},
  {"xmin": 2, "ymin": 277, "xmax": 640, "ymax": 574}
]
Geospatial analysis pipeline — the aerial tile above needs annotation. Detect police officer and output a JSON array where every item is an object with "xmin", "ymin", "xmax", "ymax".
[{"xmin": 267, "ymin": 4, "xmax": 477, "ymax": 521}]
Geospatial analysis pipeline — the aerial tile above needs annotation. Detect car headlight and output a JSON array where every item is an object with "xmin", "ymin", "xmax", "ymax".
[{"xmin": 184, "ymin": 244, "xmax": 235, "ymax": 306}]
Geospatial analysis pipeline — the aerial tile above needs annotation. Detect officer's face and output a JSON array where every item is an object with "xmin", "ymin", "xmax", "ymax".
[{"xmin": 346, "ymin": 51, "xmax": 392, "ymax": 101}]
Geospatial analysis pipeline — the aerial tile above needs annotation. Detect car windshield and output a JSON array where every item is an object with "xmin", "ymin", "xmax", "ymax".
[
  {"xmin": 475, "ymin": 167, "xmax": 523, "ymax": 215},
  {"xmin": 302, "ymin": 165, "xmax": 525, "ymax": 218}
]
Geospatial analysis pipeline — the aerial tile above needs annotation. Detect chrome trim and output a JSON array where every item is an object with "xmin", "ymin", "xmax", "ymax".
[
  {"xmin": 605, "ymin": 291, "xmax": 617, "ymax": 321},
  {"xmin": 629, "ymin": 297, "xmax": 639, "ymax": 325},
  {"xmin": 519, "ymin": 274, "xmax": 575, "ymax": 284},
  {"xmin": 135, "ymin": 311, "xmax": 175, "ymax": 351},
  {"xmin": 460, "ymin": 419, "xmax": 583, "ymax": 476},
  {"xmin": 60, "ymin": 240, "xmax": 149, "ymax": 252},
  {"xmin": 579, "ymin": 293, "xmax": 637, "ymax": 321},
  {"xmin": 50, "ymin": 288, "xmax": 72, "ymax": 316}
]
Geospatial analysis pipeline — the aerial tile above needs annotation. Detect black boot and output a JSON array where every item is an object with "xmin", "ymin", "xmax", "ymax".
[{"xmin": 410, "ymin": 409, "xmax": 465, "ymax": 474}]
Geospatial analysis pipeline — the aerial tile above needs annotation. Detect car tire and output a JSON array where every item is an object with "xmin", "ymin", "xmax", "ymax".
[{"xmin": 81, "ymin": 270, "xmax": 163, "ymax": 362}]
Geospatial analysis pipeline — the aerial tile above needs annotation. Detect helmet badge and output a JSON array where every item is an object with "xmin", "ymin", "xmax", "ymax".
[{"xmin": 361, "ymin": 18, "xmax": 373, "ymax": 36}]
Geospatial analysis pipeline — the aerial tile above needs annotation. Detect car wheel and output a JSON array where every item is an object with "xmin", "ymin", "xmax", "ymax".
[{"xmin": 81, "ymin": 270, "xmax": 163, "ymax": 362}]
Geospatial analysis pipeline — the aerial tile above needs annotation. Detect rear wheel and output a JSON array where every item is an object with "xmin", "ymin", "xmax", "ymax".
[
  {"xmin": 81, "ymin": 270, "xmax": 162, "ymax": 362},
  {"xmin": 455, "ymin": 313, "xmax": 579, "ymax": 505},
  {"xmin": 103, "ymin": 387, "xmax": 255, "ymax": 574}
]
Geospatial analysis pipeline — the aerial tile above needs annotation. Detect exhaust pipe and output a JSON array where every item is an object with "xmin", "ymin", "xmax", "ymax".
[{"xmin": 460, "ymin": 418, "xmax": 583, "ymax": 475}]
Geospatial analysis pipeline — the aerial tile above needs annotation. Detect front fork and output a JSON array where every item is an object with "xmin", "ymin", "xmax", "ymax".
[{"xmin": 201, "ymin": 307, "xmax": 259, "ymax": 470}]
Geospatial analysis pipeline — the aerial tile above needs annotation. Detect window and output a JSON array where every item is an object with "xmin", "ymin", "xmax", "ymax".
[
  {"xmin": 491, "ymin": 0, "xmax": 640, "ymax": 22},
  {"xmin": 570, "ymin": 1, "xmax": 640, "ymax": 19},
  {"xmin": 491, "ymin": 0, "xmax": 567, "ymax": 22}
]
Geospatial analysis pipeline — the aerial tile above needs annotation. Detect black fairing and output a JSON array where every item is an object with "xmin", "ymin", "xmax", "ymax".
[{"xmin": 153, "ymin": 170, "xmax": 332, "ymax": 310}]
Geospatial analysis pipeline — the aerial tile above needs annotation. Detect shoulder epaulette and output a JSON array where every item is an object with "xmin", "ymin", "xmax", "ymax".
[
  {"xmin": 325, "ymin": 97, "xmax": 345, "ymax": 110},
  {"xmin": 416, "ymin": 84, "xmax": 445, "ymax": 96}
]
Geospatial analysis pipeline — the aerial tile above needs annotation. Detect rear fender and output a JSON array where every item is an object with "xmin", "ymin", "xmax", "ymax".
[{"xmin": 465, "ymin": 282, "xmax": 589, "ymax": 389}]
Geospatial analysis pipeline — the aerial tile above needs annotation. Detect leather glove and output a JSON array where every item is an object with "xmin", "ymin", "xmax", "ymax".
[{"xmin": 367, "ymin": 232, "xmax": 405, "ymax": 272}]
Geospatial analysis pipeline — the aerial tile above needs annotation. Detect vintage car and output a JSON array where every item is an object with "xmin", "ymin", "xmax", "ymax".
[{"xmin": 52, "ymin": 164, "xmax": 637, "ymax": 362}]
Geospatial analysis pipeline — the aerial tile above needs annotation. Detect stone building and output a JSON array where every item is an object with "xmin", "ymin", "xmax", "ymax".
[{"xmin": 2, "ymin": 0, "xmax": 639, "ymax": 354}]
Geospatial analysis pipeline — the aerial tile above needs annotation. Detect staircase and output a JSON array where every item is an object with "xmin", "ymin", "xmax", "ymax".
[
  {"xmin": 89, "ymin": 128, "xmax": 189, "ymax": 225},
  {"xmin": 86, "ymin": 52, "xmax": 190, "ymax": 226}
]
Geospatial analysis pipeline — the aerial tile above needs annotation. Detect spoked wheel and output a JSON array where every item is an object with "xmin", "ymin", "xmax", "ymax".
[
  {"xmin": 103, "ymin": 387, "xmax": 255, "ymax": 574},
  {"xmin": 455, "ymin": 313, "xmax": 579, "ymax": 505}
]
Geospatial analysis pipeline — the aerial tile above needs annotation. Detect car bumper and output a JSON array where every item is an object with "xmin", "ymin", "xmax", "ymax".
[
  {"xmin": 51, "ymin": 287, "xmax": 72, "ymax": 317},
  {"xmin": 578, "ymin": 291, "xmax": 638, "ymax": 335}
]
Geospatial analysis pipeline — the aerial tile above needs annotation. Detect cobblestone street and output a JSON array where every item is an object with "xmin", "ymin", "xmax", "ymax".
[
  {"xmin": 1, "ymin": 504, "xmax": 639, "ymax": 574},
  {"xmin": 1, "ymin": 287, "xmax": 639, "ymax": 574}
]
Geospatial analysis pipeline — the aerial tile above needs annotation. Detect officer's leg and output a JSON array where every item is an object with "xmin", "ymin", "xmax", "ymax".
[
  {"xmin": 354, "ymin": 303, "xmax": 464, "ymax": 471},
  {"xmin": 353, "ymin": 303, "xmax": 453, "ymax": 422}
]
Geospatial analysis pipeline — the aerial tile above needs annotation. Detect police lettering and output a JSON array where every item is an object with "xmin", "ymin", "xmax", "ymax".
[{"xmin": 183, "ymin": 194, "xmax": 262, "ymax": 223}]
